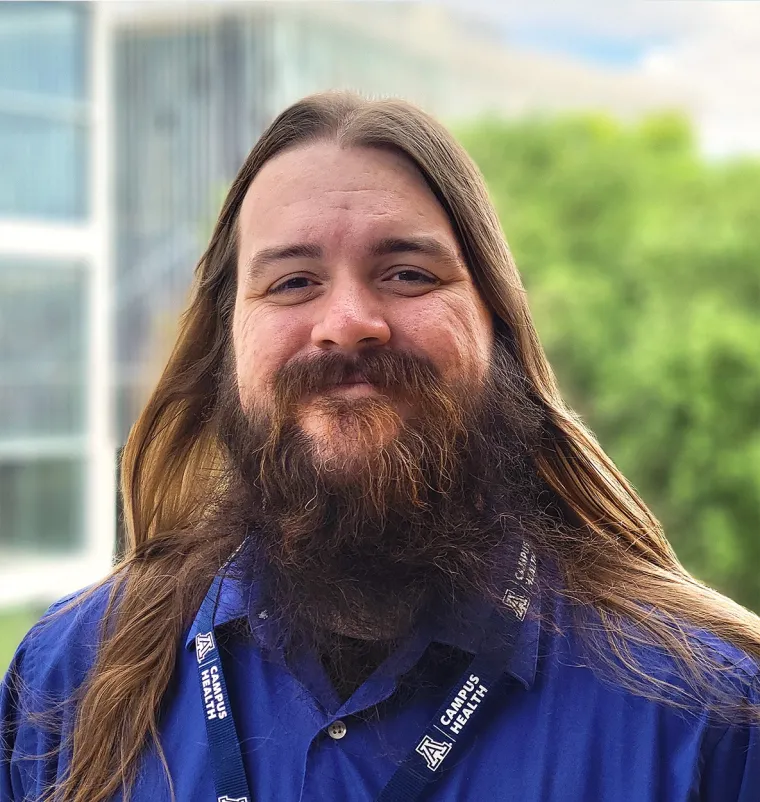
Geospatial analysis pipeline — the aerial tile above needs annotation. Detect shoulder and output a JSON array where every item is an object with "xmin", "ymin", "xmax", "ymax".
[
  {"xmin": 1, "ymin": 581, "xmax": 116, "ymax": 800},
  {"xmin": 3, "ymin": 580, "xmax": 115, "ymax": 704},
  {"xmin": 543, "ymin": 596, "xmax": 760, "ymax": 721},
  {"xmin": 688, "ymin": 631, "xmax": 760, "ymax": 800},
  {"xmin": 538, "ymin": 599, "xmax": 760, "ymax": 797}
]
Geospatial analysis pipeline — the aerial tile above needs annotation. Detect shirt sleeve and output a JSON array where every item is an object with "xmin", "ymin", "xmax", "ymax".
[
  {"xmin": 0, "ymin": 655, "xmax": 16, "ymax": 799},
  {"xmin": 1, "ymin": 643, "xmax": 36, "ymax": 801},
  {"xmin": 700, "ymin": 679, "xmax": 760, "ymax": 801},
  {"xmin": 0, "ymin": 595, "xmax": 90, "ymax": 802}
]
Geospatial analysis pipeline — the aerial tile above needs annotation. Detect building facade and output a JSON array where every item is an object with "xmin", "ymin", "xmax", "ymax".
[{"xmin": 0, "ymin": 1, "xmax": 114, "ymax": 605}]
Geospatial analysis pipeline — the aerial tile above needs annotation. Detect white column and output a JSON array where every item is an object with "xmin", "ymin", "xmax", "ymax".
[{"xmin": 85, "ymin": 0, "xmax": 117, "ymax": 578}]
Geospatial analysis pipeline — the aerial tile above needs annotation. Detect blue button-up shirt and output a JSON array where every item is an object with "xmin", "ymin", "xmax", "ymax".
[{"xmin": 2, "ymin": 573, "xmax": 759, "ymax": 801}]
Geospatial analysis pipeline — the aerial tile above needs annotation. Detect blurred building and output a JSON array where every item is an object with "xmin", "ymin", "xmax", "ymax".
[
  {"xmin": 0, "ymin": 0, "xmax": 693, "ymax": 607},
  {"xmin": 0, "ymin": 2, "xmax": 113, "ymax": 605}
]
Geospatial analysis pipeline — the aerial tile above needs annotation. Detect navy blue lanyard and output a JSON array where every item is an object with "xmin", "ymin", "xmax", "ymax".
[
  {"xmin": 194, "ymin": 573, "xmax": 252, "ymax": 802},
  {"xmin": 195, "ymin": 576, "xmax": 523, "ymax": 802},
  {"xmin": 375, "ymin": 647, "xmax": 511, "ymax": 802}
]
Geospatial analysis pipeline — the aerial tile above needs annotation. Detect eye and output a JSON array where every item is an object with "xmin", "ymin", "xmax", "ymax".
[
  {"xmin": 268, "ymin": 275, "xmax": 316, "ymax": 295},
  {"xmin": 386, "ymin": 269, "xmax": 438, "ymax": 285}
]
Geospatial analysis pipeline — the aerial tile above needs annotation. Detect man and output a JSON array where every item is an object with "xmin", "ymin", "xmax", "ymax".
[{"xmin": 2, "ymin": 92, "xmax": 758, "ymax": 802}]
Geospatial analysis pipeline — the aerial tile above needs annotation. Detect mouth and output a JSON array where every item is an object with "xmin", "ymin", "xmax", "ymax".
[
  {"xmin": 339, "ymin": 372, "xmax": 370, "ymax": 386},
  {"xmin": 325, "ymin": 373, "xmax": 378, "ymax": 397}
]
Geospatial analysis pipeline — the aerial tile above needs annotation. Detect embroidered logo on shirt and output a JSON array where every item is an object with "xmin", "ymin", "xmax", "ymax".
[
  {"xmin": 515, "ymin": 542, "xmax": 537, "ymax": 587},
  {"xmin": 195, "ymin": 631, "xmax": 216, "ymax": 663},
  {"xmin": 415, "ymin": 735, "xmax": 453, "ymax": 771},
  {"xmin": 503, "ymin": 589, "xmax": 530, "ymax": 621},
  {"xmin": 218, "ymin": 796, "xmax": 249, "ymax": 802}
]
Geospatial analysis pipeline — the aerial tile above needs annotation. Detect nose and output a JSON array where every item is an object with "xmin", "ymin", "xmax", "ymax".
[{"xmin": 311, "ymin": 280, "xmax": 391, "ymax": 353}]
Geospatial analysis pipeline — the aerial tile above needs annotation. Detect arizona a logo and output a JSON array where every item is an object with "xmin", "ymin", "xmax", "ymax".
[
  {"xmin": 195, "ymin": 631, "xmax": 215, "ymax": 663},
  {"xmin": 503, "ymin": 589, "xmax": 530, "ymax": 621},
  {"xmin": 415, "ymin": 735, "xmax": 452, "ymax": 772}
]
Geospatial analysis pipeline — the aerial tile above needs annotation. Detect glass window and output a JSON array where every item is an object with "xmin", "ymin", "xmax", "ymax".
[
  {"xmin": 0, "ymin": 2, "xmax": 90, "ymax": 221},
  {"xmin": 0, "ymin": 261, "xmax": 88, "ymax": 439},
  {"xmin": 0, "ymin": 111, "xmax": 88, "ymax": 220},
  {"xmin": 0, "ymin": 2, "xmax": 88, "ymax": 99},
  {"xmin": 0, "ymin": 457, "xmax": 85, "ymax": 554}
]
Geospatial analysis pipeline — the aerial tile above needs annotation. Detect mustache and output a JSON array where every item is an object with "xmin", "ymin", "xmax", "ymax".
[{"xmin": 270, "ymin": 347, "xmax": 444, "ymax": 406}]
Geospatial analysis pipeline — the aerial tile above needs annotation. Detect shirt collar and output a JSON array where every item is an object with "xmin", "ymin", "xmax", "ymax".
[
  {"xmin": 184, "ymin": 571, "xmax": 254, "ymax": 648},
  {"xmin": 185, "ymin": 543, "xmax": 541, "ymax": 690},
  {"xmin": 431, "ymin": 593, "xmax": 541, "ymax": 689},
  {"xmin": 426, "ymin": 539, "xmax": 541, "ymax": 687}
]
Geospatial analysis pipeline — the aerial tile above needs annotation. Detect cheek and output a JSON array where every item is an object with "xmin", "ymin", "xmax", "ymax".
[
  {"xmin": 232, "ymin": 307, "xmax": 275, "ymax": 403},
  {"xmin": 401, "ymin": 295, "xmax": 493, "ymax": 383},
  {"xmin": 232, "ymin": 303, "xmax": 309, "ymax": 404}
]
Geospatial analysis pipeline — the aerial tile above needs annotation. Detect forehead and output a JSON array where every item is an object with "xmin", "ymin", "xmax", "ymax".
[{"xmin": 237, "ymin": 142, "xmax": 460, "ymax": 255}]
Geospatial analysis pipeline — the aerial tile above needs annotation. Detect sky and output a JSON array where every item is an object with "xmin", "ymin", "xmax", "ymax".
[{"xmin": 444, "ymin": 0, "xmax": 760, "ymax": 156}]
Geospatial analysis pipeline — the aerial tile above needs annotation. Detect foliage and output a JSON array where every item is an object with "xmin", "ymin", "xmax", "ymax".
[
  {"xmin": 0, "ymin": 608, "xmax": 39, "ymax": 674},
  {"xmin": 459, "ymin": 113, "xmax": 760, "ymax": 611}
]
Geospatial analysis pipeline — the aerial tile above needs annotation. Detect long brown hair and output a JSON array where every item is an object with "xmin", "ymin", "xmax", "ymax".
[{"xmin": 54, "ymin": 92, "xmax": 760, "ymax": 801}]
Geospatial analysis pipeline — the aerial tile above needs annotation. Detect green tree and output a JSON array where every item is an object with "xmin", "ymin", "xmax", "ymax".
[{"xmin": 459, "ymin": 113, "xmax": 760, "ymax": 610}]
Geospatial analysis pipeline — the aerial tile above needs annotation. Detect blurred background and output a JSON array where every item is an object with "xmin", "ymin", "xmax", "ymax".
[{"xmin": 1, "ymin": 0, "xmax": 759, "ymax": 670}]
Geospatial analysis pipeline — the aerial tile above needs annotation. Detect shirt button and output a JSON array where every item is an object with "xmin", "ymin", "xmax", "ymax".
[{"xmin": 327, "ymin": 720, "xmax": 347, "ymax": 740}]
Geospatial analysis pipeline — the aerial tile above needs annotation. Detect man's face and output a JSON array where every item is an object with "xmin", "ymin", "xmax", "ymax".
[{"xmin": 233, "ymin": 141, "xmax": 494, "ymax": 466}]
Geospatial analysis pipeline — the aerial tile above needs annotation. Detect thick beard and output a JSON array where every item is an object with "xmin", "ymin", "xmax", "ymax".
[{"xmin": 210, "ymin": 338, "xmax": 562, "ymax": 684}]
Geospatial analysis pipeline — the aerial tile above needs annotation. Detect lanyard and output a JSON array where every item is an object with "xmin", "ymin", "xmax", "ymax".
[
  {"xmin": 375, "ymin": 646, "xmax": 512, "ymax": 801},
  {"xmin": 195, "ymin": 575, "xmax": 526, "ymax": 802},
  {"xmin": 194, "ymin": 573, "xmax": 252, "ymax": 802}
]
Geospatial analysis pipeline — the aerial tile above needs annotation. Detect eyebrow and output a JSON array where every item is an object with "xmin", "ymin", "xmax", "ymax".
[
  {"xmin": 244, "ymin": 243, "xmax": 323, "ymax": 282},
  {"xmin": 369, "ymin": 236, "xmax": 462, "ymax": 267},
  {"xmin": 243, "ymin": 235, "xmax": 463, "ymax": 283}
]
